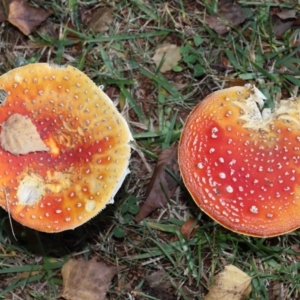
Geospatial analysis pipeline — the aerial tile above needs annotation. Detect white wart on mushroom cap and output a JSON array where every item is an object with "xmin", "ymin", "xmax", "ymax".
[
  {"xmin": 0, "ymin": 63, "xmax": 132, "ymax": 233},
  {"xmin": 179, "ymin": 84, "xmax": 300, "ymax": 237}
]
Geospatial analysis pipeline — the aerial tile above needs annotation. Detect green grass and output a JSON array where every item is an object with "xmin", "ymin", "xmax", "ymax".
[{"xmin": 1, "ymin": 0, "xmax": 300, "ymax": 299}]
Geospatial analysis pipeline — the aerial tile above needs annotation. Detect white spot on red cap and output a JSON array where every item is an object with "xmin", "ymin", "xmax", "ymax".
[
  {"xmin": 211, "ymin": 127, "xmax": 218, "ymax": 138},
  {"xmin": 229, "ymin": 159, "xmax": 236, "ymax": 165},
  {"xmin": 250, "ymin": 206, "xmax": 258, "ymax": 214},
  {"xmin": 226, "ymin": 186, "xmax": 233, "ymax": 193}
]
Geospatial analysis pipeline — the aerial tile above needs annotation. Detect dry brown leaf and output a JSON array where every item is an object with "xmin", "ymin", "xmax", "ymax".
[
  {"xmin": 141, "ymin": 270, "xmax": 175, "ymax": 300},
  {"xmin": 135, "ymin": 145, "xmax": 179, "ymax": 222},
  {"xmin": 8, "ymin": 0, "xmax": 52, "ymax": 36},
  {"xmin": 88, "ymin": 7, "xmax": 113, "ymax": 33},
  {"xmin": 205, "ymin": 265, "xmax": 252, "ymax": 300},
  {"xmin": 276, "ymin": 10, "xmax": 297, "ymax": 20},
  {"xmin": 61, "ymin": 258, "xmax": 122, "ymax": 300},
  {"xmin": 145, "ymin": 270, "xmax": 172, "ymax": 289},
  {"xmin": 272, "ymin": 10, "xmax": 297, "ymax": 36},
  {"xmin": 152, "ymin": 44, "xmax": 182, "ymax": 73},
  {"xmin": 205, "ymin": 2, "xmax": 246, "ymax": 34},
  {"xmin": 180, "ymin": 219, "xmax": 199, "ymax": 240},
  {"xmin": 37, "ymin": 19, "xmax": 59, "ymax": 40}
]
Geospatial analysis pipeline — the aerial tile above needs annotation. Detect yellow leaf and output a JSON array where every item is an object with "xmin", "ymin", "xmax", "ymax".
[
  {"xmin": 152, "ymin": 44, "xmax": 181, "ymax": 73},
  {"xmin": 205, "ymin": 265, "xmax": 252, "ymax": 300}
]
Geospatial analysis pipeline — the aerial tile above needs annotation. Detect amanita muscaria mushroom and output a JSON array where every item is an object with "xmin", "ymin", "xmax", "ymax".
[
  {"xmin": 179, "ymin": 84, "xmax": 300, "ymax": 237},
  {"xmin": 0, "ymin": 63, "xmax": 132, "ymax": 232}
]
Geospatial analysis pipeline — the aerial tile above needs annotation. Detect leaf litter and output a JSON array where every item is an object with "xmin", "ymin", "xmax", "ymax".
[
  {"xmin": 204, "ymin": 265, "xmax": 252, "ymax": 300},
  {"xmin": 271, "ymin": 9, "xmax": 297, "ymax": 36},
  {"xmin": 204, "ymin": 0, "xmax": 246, "ymax": 34},
  {"xmin": 83, "ymin": 7, "xmax": 114, "ymax": 33},
  {"xmin": 152, "ymin": 44, "xmax": 182, "ymax": 73},
  {"xmin": 61, "ymin": 259, "xmax": 124, "ymax": 300},
  {"xmin": 7, "ymin": 0, "xmax": 52, "ymax": 35},
  {"xmin": 135, "ymin": 145, "xmax": 179, "ymax": 222}
]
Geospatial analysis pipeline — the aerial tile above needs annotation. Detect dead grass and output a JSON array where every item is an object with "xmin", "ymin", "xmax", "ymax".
[{"xmin": 1, "ymin": 0, "xmax": 300, "ymax": 299}]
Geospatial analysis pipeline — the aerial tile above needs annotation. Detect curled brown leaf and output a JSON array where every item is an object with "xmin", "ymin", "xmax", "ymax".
[
  {"xmin": 88, "ymin": 7, "xmax": 113, "ymax": 33},
  {"xmin": 8, "ymin": 0, "xmax": 52, "ymax": 35},
  {"xmin": 180, "ymin": 218, "xmax": 199, "ymax": 240},
  {"xmin": 271, "ymin": 10, "xmax": 297, "ymax": 36},
  {"xmin": 61, "ymin": 258, "xmax": 123, "ymax": 300},
  {"xmin": 205, "ymin": 2, "xmax": 246, "ymax": 34},
  {"xmin": 135, "ymin": 145, "xmax": 179, "ymax": 222}
]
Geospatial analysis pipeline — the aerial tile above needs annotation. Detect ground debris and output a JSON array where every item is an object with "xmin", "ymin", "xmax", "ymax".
[
  {"xmin": 8, "ymin": 0, "xmax": 52, "ymax": 35},
  {"xmin": 152, "ymin": 44, "xmax": 182, "ymax": 73},
  {"xmin": 61, "ymin": 258, "xmax": 123, "ymax": 300},
  {"xmin": 205, "ymin": 265, "xmax": 251, "ymax": 300},
  {"xmin": 180, "ymin": 218, "xmax": 199, "ymax": 240},
  {"xmin": 82, "ymin": 6, "xmax": 113, "ymax": 32},
  {"xmin": 132, "ymin": 270, "xmax": 176, "ymax": 300},
  {"xmin": 135, "ymin": 145, "xmax": 179, "ymax": 222},
  {"xmin": 204, "ymin": 0, "xmax": 246, "ymax": 34},
  {"xmin": 271, "ymin": 9, "xmax": 297, "ymax": 36}
]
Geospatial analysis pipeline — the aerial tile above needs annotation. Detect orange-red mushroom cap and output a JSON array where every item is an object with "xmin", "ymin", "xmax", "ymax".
[
  {"xmin": 0, "ymin": 63, "xmax": 132, "ymax": 233},
  {"xmin": 179, "ymin": 84, "xmax": 300, "ymax": 237}
]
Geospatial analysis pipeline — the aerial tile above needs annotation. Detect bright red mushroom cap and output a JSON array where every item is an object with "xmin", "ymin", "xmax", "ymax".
[
  {"xmin": 179, "ymin": 84, "xmax": 300, "ymax": 237},
  {"xmin": 0, "ymin": 63, "xmax": 132, "ymax": 233}
]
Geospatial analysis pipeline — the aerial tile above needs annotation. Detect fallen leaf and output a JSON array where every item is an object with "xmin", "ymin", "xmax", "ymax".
[
  {"xmin": 180, "ymin": 219, "xmax": 199, "ymax": 240},
  {"xmin": 8, "ymin": 0, "xmax": 52, "ymax": 35},
  {"xmin": 61, "ymin": 258, "xmax": 123, "ymax": 300},
  {"xmin": 205, "ymin": 265, "xmax": 252, "ymax": 300},
  {"xmin": 145, "ymin": 270, "xmax": 172, "ymax": 288},
  {"xmin": 37, "ymin": 19, "xmax": 59, "ymax": 40},
  {"xmin": 135, "ymin": 145, "xmax": 179, "ymax": 222},
  {"xmin": 275, "ymin": 10, "xmax": 297, "ymax": 20},
  {"xmin": 141, "ymin": 270, "xmax": 175, "ymax": 300},
  {"xmin": 88, "ymin": 7, "xmax": 113, "ymax": 33},
  {"xmin": 152, "ymin": 44, "xmax": 182, "ymax": 73},
  {"xmin": 205, "ymin": 2, "xmax": 246, "ymax": 34},
  {"xmin": 271, "ymin": 10, "xmax": 297, "ymax": 36}
]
